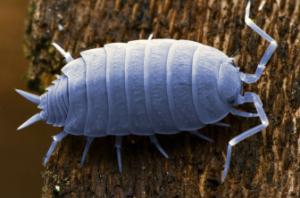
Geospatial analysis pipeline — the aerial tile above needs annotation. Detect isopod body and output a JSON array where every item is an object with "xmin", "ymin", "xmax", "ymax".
[
  {"xmin": 16, "ymin": 1, "xmax": 277, "ymax": 182},
  {"xmin": 42, "ymin": 39, "xmax": 238, "ymax": 136}
]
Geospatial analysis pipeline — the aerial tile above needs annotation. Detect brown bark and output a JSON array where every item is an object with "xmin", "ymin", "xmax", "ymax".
[{"xmin": 24, "ymin": 0, "xmax": 300, "ymax": 197}]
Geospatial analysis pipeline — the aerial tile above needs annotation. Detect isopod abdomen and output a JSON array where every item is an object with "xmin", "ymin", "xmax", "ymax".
[{"xmin": 16, "ymin": 1, "xmax": 277, "ymax": 182}]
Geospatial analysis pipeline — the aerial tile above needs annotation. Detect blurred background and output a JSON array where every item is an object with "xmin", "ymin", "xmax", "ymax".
[{"xmin": 0, "ymin": 0, "xmax": 56, "ymax": 197}]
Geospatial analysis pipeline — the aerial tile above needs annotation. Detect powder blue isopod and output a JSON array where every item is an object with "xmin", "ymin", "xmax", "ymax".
[{"xmin": 16, "ymin": 2, "xmax": 277, "ymax": 182}]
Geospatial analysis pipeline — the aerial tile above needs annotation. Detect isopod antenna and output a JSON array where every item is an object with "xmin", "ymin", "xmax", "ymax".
[
  {"xmin": 239, "ymin": 1, "xmax": 278, "ymax": 84},
  {"xmin": 222, "ymin": 0, "xmax": 278, "ymax": 182}
]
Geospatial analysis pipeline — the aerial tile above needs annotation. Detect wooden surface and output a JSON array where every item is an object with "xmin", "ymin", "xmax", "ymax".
[{"xmin": 24, "ymin": 0, "xmax": 300, "ymax": 197}]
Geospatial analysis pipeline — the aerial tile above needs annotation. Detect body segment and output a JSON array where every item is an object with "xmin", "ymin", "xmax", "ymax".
[
  {"xmin": 144, "ymin": 39, "xmax": 177, "ymax": 133},
  {"xmin": 62, "ymin": 58, "xmax": 87, "ymax": 135},
  {"xmin": 125, "ymin": 40, "xmax": 152, "ymax": 134},
  {"xmin": 81, "ymin": 48, "xmax": 108, "ymax": 137},
  {"xmin": 166, "ymin": 40, "xmax": 201, "ymax": 131},
  {"xmin": 105, "ymin": 43, "xmax": 129, "ymax": 135}
]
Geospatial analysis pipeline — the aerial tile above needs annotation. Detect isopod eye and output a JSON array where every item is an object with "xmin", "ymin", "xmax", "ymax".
[{"xmin": 217, "ymin": 60, "xmax": 242, "ymax": 105}]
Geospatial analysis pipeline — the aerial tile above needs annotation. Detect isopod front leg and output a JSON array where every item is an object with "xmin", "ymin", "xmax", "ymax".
[
  {"xmin": 222, "ymin": 92, "xmax": 268, "ymax": 182},
  {"xmin": 80, "ymin": 137, "xmax": 94, "ymax": 167},
  {"xmin": 43, "ymin": 131, "xmax": 68, "ymax": 166},
  {"xmin": 240, "ymin": 1, "xmax": 278, "ymax": 84},
  {"xmin": 115, "ymin": 136, "xmax": 123, "ymax": 173},
  {"xmin": 230, "ymin": 108, "xmax": 258, "ymax": 118},
  {"xmin": 149, "ymin": 135, "xmax": 169, "ymax": 159}
]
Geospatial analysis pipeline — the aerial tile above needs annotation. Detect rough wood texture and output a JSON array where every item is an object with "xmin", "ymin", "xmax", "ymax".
[{"xmin": 24, "ymin": 0, "xmax": 300, "ymax": 197}]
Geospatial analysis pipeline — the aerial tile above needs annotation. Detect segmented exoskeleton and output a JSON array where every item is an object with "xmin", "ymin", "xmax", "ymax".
[{"xmin": 16, "ymin": 2, "xmax": 277, "ymax": 182}]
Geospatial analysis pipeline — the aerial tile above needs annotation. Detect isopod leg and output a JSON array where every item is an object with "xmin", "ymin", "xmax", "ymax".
[
  {"xmin": 149, "ymin": 135, "xmax": 169, "ymax": 159},
  {"xmin": 80, "ymin": 137, "xmax": 94, "ymax": 166},
  {"xmin": 115, "ymin": 136, "xmax": 122, "ymax": 173},
  {"xmin": 43, "ymin": 131, "xmax": 68, "ymax": 166},
  {"xmin": 240, "ymin": 1, "xmax": 278, "ymax": 84},
  {"xmin": 189, "ymin": 131, "xmax": 214, "ymax": 143},
  {"xmin": 52, "ymin": 42, "xmax": 74, "ymax": 63},
  {"xmin": 147, "ymin": 33, "xmax": 153, "ymax": 40},
  {"xmin": 230, "ymin": 108, "xmax": 258, "ymax": 118},
  {"xmin": 222, "ymin": 92, "xmax": 268, "ymax": 182},
  {"xmin": 212, "ymin": 122, "xmax": 230, "ymax": 128}
]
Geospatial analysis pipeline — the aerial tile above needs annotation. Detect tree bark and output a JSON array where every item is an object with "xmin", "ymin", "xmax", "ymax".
[{"xmin": 24, "ymin": 0, "xmax": 300, "ymax": 197}]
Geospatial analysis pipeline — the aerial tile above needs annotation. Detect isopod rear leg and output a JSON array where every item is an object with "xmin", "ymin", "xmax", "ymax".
[
  {"xmin": 115, "ymin": 136, "xmax": 123, "ymax": 173},
  {"xmin": 240, "ymin": 1, "xmax": 278, "ymax": 84},
  {"xmin": 52, "ymin": 42, "xmax": 74, "ymax": 63},
  {"xmin": 189, "ymin": 131, "xmax": 214, "ymax": 143},
  {"xmin": 149, "ymin": 135, "xmax": 169, "ymax": 159},
  {"xmin": 80, "ymin": 137, "xmax": 94, "ymax": 166},
  {"xmin": 43, "ymin": 131, "xmax": 68, "ymax": 165},
  {"xmin": 222, "ymin": 92, "xmax": 268, "ymax": 182}
]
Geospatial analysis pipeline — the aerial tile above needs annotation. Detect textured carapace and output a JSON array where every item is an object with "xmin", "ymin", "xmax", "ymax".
[{"xmin": 16, "ymin": 1, "xmax": 277, "ymax": 182}]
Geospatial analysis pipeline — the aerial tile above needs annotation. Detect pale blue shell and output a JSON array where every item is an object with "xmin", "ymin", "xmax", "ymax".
[{"xmin": 39, "ymin": 39, "xmax": 240, "ymax": 137}]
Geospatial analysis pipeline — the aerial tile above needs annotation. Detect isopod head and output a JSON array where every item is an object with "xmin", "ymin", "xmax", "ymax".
[{"xmin": 217, "ymin": 59, "xmax": 242, "ymax": 105}]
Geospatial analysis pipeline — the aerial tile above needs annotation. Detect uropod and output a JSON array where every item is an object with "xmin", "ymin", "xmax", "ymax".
[{"xmin": 16, "ymin": 1, "xmax": 277, "ymax": 182}]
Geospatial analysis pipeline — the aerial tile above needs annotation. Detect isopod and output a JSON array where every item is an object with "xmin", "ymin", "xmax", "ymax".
[{"xmin": 16, "ymin": 1, "xmax": 277, "ymax": 182}]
